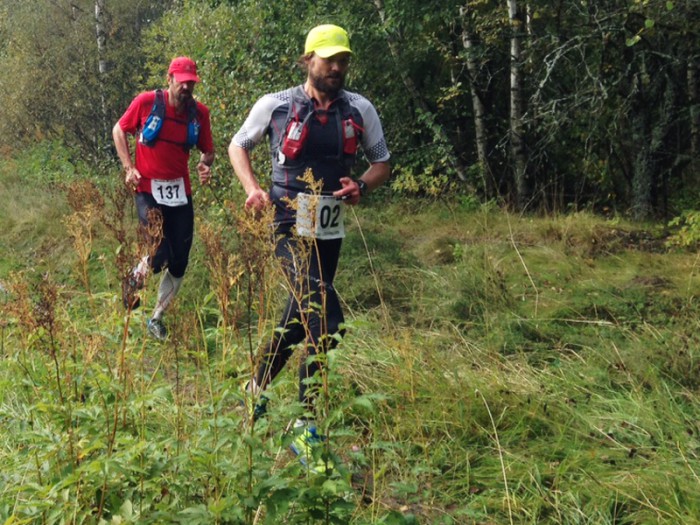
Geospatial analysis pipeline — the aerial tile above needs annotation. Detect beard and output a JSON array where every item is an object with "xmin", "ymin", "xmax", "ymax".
[
  {"xmin": 309, "ymin": 70, "xmax": 345, "ymax": 97},
  {"xmin": 177, "ymin": 90, "xmax": 193, "ymax": 104}
]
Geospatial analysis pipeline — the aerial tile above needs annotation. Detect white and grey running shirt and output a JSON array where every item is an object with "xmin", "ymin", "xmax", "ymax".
[{"xmin": 231, "ymin": 85, "xmax": 390, "ymax": 226}]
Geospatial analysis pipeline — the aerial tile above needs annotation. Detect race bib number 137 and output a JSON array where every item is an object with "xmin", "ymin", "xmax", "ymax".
[
  {"xmin": 296, "ymin": 194, "xmax": 346, "ymax": 240},
  {"xmin": 152, "ymin": 178, "xmax": 188, "ymax": 207}
]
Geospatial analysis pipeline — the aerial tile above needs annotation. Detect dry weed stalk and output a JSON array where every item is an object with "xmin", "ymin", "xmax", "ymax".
[
  {"xmin": 101, "ymin": 183, "xmax": 133, "ymax": 280},
  {"xmin": 199, "ymin": 221, "xmax": 244, "ymax": 331},
  {"xmin": 64, "ymin": 180, "xmax": 107, "ymax": 297},
  {"xmin": 229, "ymin": 199, "xmax": 277, "ymax": 371},
  {"xmin": 64, "ymin": 210, "xmax": 97, "ymax": 296},
  {"xmin": 5, "ymin": 272, "xmax": 78, "ymax": 466}
]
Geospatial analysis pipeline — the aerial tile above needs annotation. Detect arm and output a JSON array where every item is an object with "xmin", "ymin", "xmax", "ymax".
[
  {"xmin": 228, "ymin": 142, "xmax": 270, "ymax": 211},
  {"xmin": 334, "ymin": 96, "xmax": 391, "ymax": 204},
  {"xmin": 358, "ymin": 161, "xmax": 391, "ymax": 192},
  {"xmin": 112, "ymin": 122, "xmax": 141, "ymax": 186},
  {"xmin": 334, "ymin": 161, "xmax": 391, "ymax": 205}
]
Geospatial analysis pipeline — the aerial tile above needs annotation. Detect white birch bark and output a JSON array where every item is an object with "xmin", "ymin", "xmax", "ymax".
[
  {"xmin": 460, "ymin": 5, "xmax": 494, "ymax": 197},
  {"xmin": 95, "ymin": 0, "xmax": 109, "ymax": 152},
  {"xmin": 508, "ymin": 0, "xmax": 529, "ymax": 209}
]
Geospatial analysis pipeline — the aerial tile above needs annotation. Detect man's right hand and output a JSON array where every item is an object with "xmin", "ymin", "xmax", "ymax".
[
  {"xmin": 125, "ymin": 166, "xmax": 142, "ymax": 187},
  {"xmin": 245, "ymin": 188, "xmax": 271, "ymax": 212}
]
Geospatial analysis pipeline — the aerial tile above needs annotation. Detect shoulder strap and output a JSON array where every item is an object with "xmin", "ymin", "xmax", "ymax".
[
  {"xmin": 185, "ymin": 100, "xmax": 201, "ymax": 150},
  {"xmin": 153, "ymin": 89, "xmax": 165, "ymax": 120},
  {"xmin": 276, "ymin": 86, "xmax": 313, "ymax": 149},
  {"xmin": 139, "ymin": 89, "xmax": 166, "ymax": 147}
]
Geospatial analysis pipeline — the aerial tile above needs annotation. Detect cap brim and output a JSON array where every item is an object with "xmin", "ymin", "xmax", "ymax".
[
  {"xmin": 173, "ymin": 72, "xmax": 201, "ymax": 83},
  {"xmin": 314, "ymin": 46, "xmax": 353, "ymax": 58}
]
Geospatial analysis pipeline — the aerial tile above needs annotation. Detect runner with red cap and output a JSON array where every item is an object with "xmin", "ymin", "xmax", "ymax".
[{"xmin": 113, "ymin": 56, "xmax": 214, "ymax": 341}]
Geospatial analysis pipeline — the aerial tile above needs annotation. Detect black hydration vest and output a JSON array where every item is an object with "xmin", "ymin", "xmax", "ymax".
[
  {"xmin": 268, "ymin": 86, "xmax": 365, "ymax": 227},
  {"xmin": 273, "ymin": 86, "xmax": 361, "ymax": 174}
]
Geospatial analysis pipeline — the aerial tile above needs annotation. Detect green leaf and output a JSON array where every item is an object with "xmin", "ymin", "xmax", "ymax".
[
  {"xmin": 666, "ymin": 1, "xmax": 674, "ymax": 10},
  {"xmin": 322, "ymin": 478, "xmax": 339, "ymax": 496},
  {"xmin": 118, "ymin": 500, "xmax": 133, "ymax": 520},
  {"xmin": 644, "ymin": 19, "xmax": 655, "ymax": 29},
  {"xmin": 626, "ymin": 35, "xmax": 642, "ymax": 46}
]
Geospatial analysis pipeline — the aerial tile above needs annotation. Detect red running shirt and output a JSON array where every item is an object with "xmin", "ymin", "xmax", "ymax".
[{"xmin": 118, "ymin": 90, "xmax": 214, "ymax": 196}]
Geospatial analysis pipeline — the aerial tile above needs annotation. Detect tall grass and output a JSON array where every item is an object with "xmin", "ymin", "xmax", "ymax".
[{"xmin": 1, "ymin": 148, "xmax": 700, "ymax": 523}]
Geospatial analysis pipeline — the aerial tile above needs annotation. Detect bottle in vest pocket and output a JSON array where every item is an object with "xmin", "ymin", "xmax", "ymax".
[
  {"xmin": 343, "ymin": 119, "xmax": 359, "ymax": 155},
  {"xmin": 140, "ymin": 114, "xmax": 163, "ymax": 145},
  {"xmin": 280, "ymin": 119, "xmax": 308, "ymax": 162}
]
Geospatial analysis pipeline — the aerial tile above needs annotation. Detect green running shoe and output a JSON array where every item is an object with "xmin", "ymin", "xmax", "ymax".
[{"xmin": 290, "ymin": 426, "xmax": 334, "ymax": 474}]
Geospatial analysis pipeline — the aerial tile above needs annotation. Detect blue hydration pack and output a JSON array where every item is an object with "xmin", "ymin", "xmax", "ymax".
[{"xmin": 139, "ymin": 89, "xmax": 200, "ymax": 150}]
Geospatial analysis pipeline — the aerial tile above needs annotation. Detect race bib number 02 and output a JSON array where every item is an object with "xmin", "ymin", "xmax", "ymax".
[
  {"xmin": 296, "ymin": 194, "xmax": 346, "ymax": 240},
  {"xmin": 152, "ymin": 178, "xmax": 188, "ymax": 207}
]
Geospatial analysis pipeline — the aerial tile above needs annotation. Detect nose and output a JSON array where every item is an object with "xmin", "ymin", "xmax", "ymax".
[{"xmin": 326, "ymin": 54, "xmax": 350, "ymax": 70}]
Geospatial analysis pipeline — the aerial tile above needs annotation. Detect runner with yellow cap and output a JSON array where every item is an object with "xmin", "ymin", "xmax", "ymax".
[{"xmin": 228, "ymin": 24, "xmax": 391, "ymax": 474}]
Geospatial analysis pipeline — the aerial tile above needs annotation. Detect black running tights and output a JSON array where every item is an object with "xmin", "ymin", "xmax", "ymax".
[{"xmin": 255, "ymin": 233, "xmax": 345, "ymax": 410}]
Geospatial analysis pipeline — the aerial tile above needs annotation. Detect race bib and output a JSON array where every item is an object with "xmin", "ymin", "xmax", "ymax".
[
  {"xmin": 151, "ymin": 178, "xmax": 187, "ymax": 207},
  {"xmin": 296, "ymin": 193, "xmax": 346, "ymax": 240}
]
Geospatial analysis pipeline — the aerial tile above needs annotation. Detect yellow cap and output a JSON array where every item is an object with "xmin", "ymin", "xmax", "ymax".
[{"xmin": 304, "ymin": 24, "xmax": 352, "ymax": 58}]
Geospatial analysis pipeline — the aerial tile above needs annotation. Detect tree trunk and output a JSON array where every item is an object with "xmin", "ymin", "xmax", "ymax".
[
  {"xmin": 508, "ymin": 0, "xmax": 529, "ymax": 210},
  {"xmin": 372, "ymin": 0, "xmax": 467, "ymax": 182},
  {"xmin": 630, "ymin": 58, "xmax": 654, "ymax": 220},
  {"xmin": 95, "ymin": 0, "xmax": 109, "ymax": 155},
  {"xmin": 460, "ymin": 5, "xmax": 495, "ymax": 198},
  {"xmin": 689, "ymin": 58, "xmax": 700, "ymax": 188}
]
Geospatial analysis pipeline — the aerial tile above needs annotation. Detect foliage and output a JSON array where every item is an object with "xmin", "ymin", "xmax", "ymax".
[
  {"xmin": 2, "ymin": 3, "xmax": 700, "ymax": 520},
  {"xmin": 0, "ymin": 0, "xmax": 173, "ymax": 159},
  {"xmin": 5, "ymin": 150, "xmax": 700, "ymax": 522},
  {"xmin": 1, "ymin": 0, "xmax": 699, "ymax": 215},
  {"xmin": 667, "ymin": 210, "xmax": 700, "ymax": 247}
]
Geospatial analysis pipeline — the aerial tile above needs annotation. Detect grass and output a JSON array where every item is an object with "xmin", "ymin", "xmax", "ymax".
[{"xmin": 1, "ymin": 146, "xmax": 700, "ymax": 523}]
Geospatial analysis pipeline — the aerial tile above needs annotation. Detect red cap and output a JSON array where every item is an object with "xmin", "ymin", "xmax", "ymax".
[{"xmin": 168, "ymin": 56, "xmax": 201, "ymax": 83}]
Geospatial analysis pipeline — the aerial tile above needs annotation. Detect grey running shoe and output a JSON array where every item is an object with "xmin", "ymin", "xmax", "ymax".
[{"xmin": 147, "ymin": 318, "xmax": 167, "ymax": 341}]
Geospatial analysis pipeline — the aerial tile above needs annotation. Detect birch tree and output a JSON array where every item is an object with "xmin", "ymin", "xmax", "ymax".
[
  {"xmin": 460, "ymin": 4, "xmax": 494, "ymax": 198},
  {"xmin": 508, "ymin": 0, "xmax": 529, "ymax": 210},
  {"xmin": 95, "ymin": 0, "xmax": 109, "ymax": 155}
]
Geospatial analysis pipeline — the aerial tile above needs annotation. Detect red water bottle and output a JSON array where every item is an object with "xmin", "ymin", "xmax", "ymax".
[
  {"xmin": 343, "ymin": 119, "xmax": 358, "ymax": 155},
  {"xmin": 281, "ymin": 120, "xmax": 308, "ymax": 160}
]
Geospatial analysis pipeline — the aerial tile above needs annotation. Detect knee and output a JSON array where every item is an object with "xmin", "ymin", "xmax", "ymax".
[
  {"xmin": 167, "ymin": 266, "xmax": 186, "ymax": 279},
  {"xmin": 166, "ymin": 257, "xmax": 187, "ymax": 278}
]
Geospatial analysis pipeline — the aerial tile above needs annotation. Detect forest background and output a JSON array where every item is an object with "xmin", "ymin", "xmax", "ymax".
[
  {"xmin": 1, "ymin": 0, "xmax": 699, "ymax": 217},
  {"xmin": 0, "ymin": 0, "xmax": 700, "ymax": 524}
]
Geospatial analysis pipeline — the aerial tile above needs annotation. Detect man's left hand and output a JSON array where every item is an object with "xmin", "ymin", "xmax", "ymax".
[
  {"xmin": 334, "ymin": 177, "xmax": 361, "ymax": 205},
  {"xmin": 197, "ymin": 161, "xmax": 212, "ymax": 185}
]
